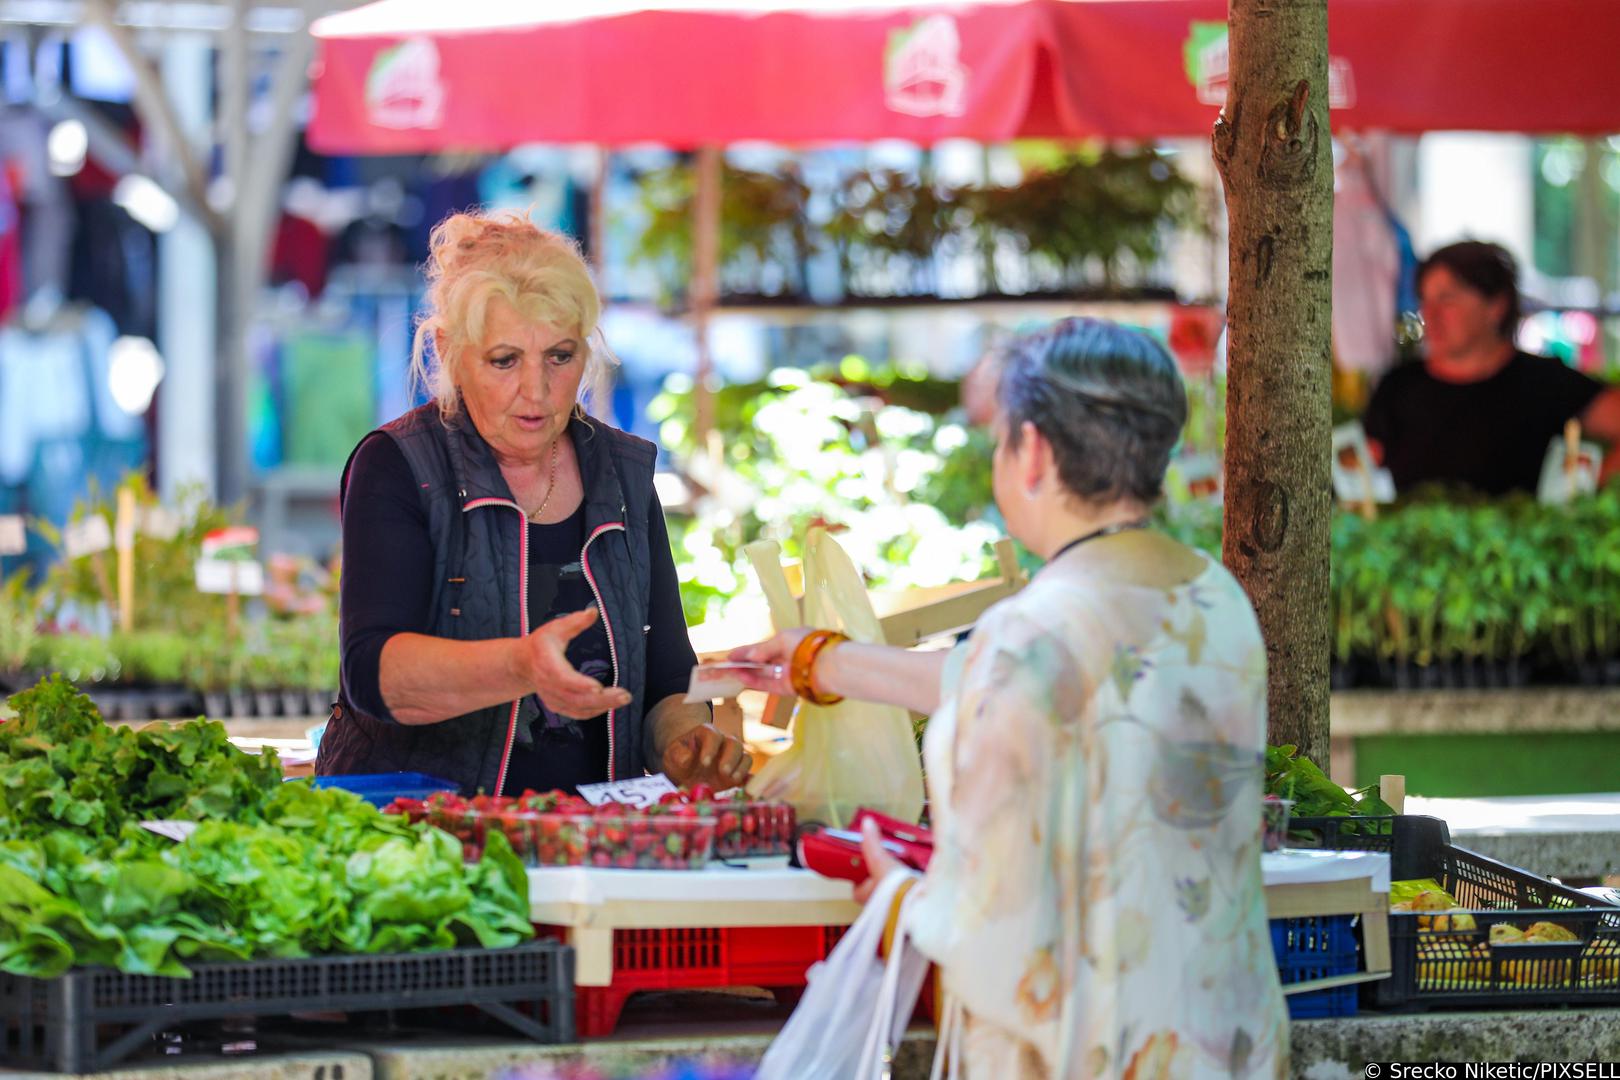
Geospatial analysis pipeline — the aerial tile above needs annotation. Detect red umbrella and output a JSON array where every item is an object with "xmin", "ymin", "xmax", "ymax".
[{"xmin": 309, "ymin": 0, "xmax": 1620, "ymax": 154}]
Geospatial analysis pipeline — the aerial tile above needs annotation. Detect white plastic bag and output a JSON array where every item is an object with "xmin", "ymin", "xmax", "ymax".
[
  {"xmin": 744, "ymin": 528, "xmax": 925, "ymax": 827},
  {"xmin": 756, "ymin": 869, "xmax": 929, "ymax": 1080}
]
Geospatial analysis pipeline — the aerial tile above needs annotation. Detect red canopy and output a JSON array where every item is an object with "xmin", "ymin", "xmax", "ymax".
[{"xmin": 308, "ymin": 0, "xmax": 1620, "ymax": 153}]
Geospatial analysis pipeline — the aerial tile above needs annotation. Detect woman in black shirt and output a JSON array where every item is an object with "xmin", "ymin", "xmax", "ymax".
[
  {"xmin": 1362, "ymin": 241, "xmax": 1619, "ymax": 496},
  {"xmin": 317, "ymin": 210, "xmax": 749, "ymax": 796}
]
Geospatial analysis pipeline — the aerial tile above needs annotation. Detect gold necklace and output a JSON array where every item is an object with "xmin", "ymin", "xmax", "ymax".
[{"xmin": 526, "ymin": 439, "xmax": 561, "ymax": 523}]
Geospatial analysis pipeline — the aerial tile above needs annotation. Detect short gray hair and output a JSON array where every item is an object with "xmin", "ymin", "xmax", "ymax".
[{"xmin": 998, "ymin": 318, "xmax": 1188, "ymax": 504}]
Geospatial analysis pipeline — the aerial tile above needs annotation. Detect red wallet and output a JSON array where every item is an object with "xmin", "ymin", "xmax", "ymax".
[{"xmin": 797, "ymin": 808, "xmax": 934, "ymax": 883}]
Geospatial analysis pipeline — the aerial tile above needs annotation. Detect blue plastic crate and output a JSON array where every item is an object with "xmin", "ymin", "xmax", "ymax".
[
  {"xmin": 1269, "ymin": 914, "xmax": 1360, "ymax": 1018},
  {"xmin": 308, "ymin": 772, "xmax": 459, "ymax": 806}
]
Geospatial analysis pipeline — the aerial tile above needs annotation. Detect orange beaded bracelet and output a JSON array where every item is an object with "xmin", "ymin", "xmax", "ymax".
[{"xmin": 789, "ymin": 629, "xmax": 849, "ymax": 706}]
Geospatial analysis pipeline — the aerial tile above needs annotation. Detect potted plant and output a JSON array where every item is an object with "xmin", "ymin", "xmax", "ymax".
[
  {"xmin": 629, "ymin": 160, "xmax": 814, "ymax": 308},
  {"xmin": 975, "ymin": 147, "xmax": 1198, "ymax": 297},
  {"xmin": 825, "ymin": 168, "xmax": 963, "ymax": 298},
  {"xmin": 184, "ymin": 632, "xmax": 236, "ymax": 720},
  {"xmin": 39, "ymin": 632, "xmax": 121, "ymax": 693},
  {"xmin": 0, "ymin": 571, "xmax": 42, "ymax": 692},
  {"xmin": 301, "ymin": 613, "xmax": 340, "ymax": 718}
]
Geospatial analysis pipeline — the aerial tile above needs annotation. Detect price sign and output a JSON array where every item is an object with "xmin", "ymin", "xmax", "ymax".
[
  {"xmin": 62, "ymin": 515, "xmax": 114, "ymax": 558},
  {"xmin": 201, "ymin": 526, "xmax": 259, "ymax": 559},
  {"xmin": 195, "ymin": 557, "xmax": 265, "ymax": 595},
  {"xmin": 140, "ymin": 506, "xmax": 180, "ymax": 540},
  {"xmin": 140, "ymin": 820, "xmax": 199, "ymax": 842},
  {"xmin": 577, "ymin": 773, "xmax": 679, "ymax": 809},
  {"xmin": 0, "ymin": 515, "xmax": 25, "ymax": 556}
]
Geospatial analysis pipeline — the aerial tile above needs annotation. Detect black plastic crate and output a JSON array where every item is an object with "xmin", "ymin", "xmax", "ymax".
[
  {"xmin": 1290, "ymin": 815, "xmax": 1620, "ymax": 1010},
  {"xmin": 0, "ymin": 941, "xmax": 574, "ymax": 1072}
]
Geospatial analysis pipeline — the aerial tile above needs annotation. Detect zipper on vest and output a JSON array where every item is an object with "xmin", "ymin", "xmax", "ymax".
[
  {"xmin": 464, "ymin": 497, "xmax": 528, "ymax": 796},
  {"xmin": 581, "ymin": 520, "xmax": 627, "ymax": 781}
]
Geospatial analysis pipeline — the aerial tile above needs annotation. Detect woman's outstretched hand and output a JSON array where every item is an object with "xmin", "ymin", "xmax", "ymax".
[
  {"xmin": 727, "ymin": 628, "xmax": 812, "ymax": 697},
  {"xmin": 521, "ymin": 607, "xmax": 633, "ymax": 719}
]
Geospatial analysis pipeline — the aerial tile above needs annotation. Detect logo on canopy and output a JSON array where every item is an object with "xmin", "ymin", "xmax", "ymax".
[
  {"xmin": 1183, "ymin": 23, "xmax": 1356, "ymax": 110},
  {"xmin": 365, "ymin": 37, "xmax": 446, "ymax": 131},
  {"xmin": 885, "ymin": 15, "xmax": 969, "ymax": 118}
]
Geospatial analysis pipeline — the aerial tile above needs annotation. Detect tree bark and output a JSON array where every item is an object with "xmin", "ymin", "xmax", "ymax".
[{"xmin": 1213, "ymin": 0, "xmax": 1334, "ymax": 766}]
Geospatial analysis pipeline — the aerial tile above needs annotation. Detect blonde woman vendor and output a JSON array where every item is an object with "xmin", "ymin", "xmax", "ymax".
[{"xmin": 318, "ymin": 209, "xmax": 748, "ymax": 796}]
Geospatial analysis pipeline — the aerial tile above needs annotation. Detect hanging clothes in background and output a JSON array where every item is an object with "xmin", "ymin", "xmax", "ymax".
[
  {"xmin": 0, "ymin": 165, "xmax": 22, "ymax": 318},
  {"xmin": 25, "ymin": 432, "xmax": 145, "ymax": 554},
  {"xmin": 0, "ymin": 305, "xmax": 136, "ymax": 484},
  {"xmin": 479, "ymin": 148, "xmax": 580, "ymax": 236},
  {"xmin": 0, "ymin": 313, "xmax": 92, "ymax": 484},
  {"xmin": 1332, "ymin": 150, "xmax": 1400, "ymax": 376},
  {"xmin": 75, "ymin": 306, "xmax": 138, "ymax": 442},
  {"xmin": 270, "ymin": 211, "xmax": 330, "ymax": 299},
  {"xmin": 247, "ymin": 323, "xmax": 283, "ymax": 472},
  {"xmin": 68, "ymin": 26, "xmax": 136, "ymax": 104},
  {"xmin": 368, "ymin": 289, "xmax": 418, "ymax": 421},
  {"xmin": 282, "ymin": 330, "xmax": 375, "ymax": 467},
  {"xmin": 0, "ymin": 304, "xmax": 146, "ymax": 576},
  {"xmin": 1388, "ymin": 212, "xmax": 1419, "ymax": 317},
  {"xmin": 411, "ymin": 160, "xmax": 483, "ymax": 264},
  {"xmin": 0, "ymin": 106, "xmax": 73, "ymax": 303},
  {"xmin": 333, "ymin": 180, "xmax": 412, "ymax": 269},
  {"xmin": 246, "ymin": 272, "xmax": 422, "ymax": 475},
  {"xmin": 67, "ymin": 198, "xmax": 156, "ymax": 338}
]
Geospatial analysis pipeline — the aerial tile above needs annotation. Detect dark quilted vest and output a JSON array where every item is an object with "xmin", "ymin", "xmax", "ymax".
[{"xmin": 316, "ymin": 404, "xmax": 656, "ymax": 794}]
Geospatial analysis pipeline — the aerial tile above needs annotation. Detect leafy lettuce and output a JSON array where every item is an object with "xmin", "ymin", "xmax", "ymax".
[{"xmin": 0, "ymin": 678, "xmax": 532, "ymax": 978}]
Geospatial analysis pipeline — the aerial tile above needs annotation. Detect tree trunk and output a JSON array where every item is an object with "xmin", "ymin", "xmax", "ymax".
[{"xmin": 1213, "ymin": 0, "xmax": 1334, "ymax": 766}]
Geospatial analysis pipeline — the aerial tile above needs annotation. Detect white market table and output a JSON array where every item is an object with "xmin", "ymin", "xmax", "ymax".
[
  {"xmin": 529, "ymin": 849, "xmax": 1391, "ymax": 990},
  {"xmin": 528, "ymin": 862, "xmax": 860, "ymax": 985}
]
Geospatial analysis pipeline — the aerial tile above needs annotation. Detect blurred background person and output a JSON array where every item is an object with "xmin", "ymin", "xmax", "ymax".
[{"xmin": 1363, "ymin": 240, "xmax": 1620, "ymax": 495}]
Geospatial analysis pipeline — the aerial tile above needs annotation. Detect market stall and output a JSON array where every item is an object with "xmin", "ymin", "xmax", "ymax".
[
  {"xmin": 7, "ymin": 2, "xmax": 1620, "ymax": 1076},
  {"xmin": 5, "ymin": 661, "xmax": 1619, "ymax": 1072}
]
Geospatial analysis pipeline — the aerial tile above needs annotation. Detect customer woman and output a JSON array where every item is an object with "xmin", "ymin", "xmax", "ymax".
[
  {"xmin": 734, "ymin": 319, "xmax": 1288, "ymax": 1079},
  {"xmin": 317, "ymin": 209, "xmax": 749, "ymax": 796}
]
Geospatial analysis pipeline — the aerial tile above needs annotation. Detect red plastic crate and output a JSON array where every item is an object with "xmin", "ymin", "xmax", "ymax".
[
  {"xmin": 539, "ymin": 923, "xmax": 940, "ymax": 1036},
  {"xmin": 536, "ymin": 924, "xmax": 838, "ymax": 1036}
]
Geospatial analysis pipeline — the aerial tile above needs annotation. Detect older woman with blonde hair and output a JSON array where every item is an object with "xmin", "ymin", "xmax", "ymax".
[{"xmin": 317, "ymin": 209, "xmax": 749, "ymax": 796}]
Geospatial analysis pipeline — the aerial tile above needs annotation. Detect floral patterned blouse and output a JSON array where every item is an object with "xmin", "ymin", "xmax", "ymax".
[{"xmin": 904, "ymin": 534, "xmax": 1290, "ymax": 1080}]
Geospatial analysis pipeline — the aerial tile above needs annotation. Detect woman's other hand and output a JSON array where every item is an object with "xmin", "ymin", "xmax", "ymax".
[
  {"xmin": 520, "ymin": 607, "xmax": 632, "ymax": 718},
  {"xmin": 727, "ymin": 629, "xmax": 811, "ymax": 696},
  {"xmin": 853, "ymin": 817, "xmax": 906, "ymax": 905},
  {"xmin": 662, "ymin": 722, "xmax": 752, "ymax": 790}
]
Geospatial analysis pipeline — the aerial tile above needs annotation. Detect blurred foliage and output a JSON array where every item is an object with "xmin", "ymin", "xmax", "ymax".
[
  {"xmin": 1155, "ymin": 486, "xmax": 1620, "ymax": 673},
  {"xmin": 629, "ymin": 145, "xmax": 1200, "ymax": 305},
  {"xmin": 652, "ymin": 359, "xmax": 1001, "ymax": 626},
  {"xmin": 0, "ymin": 571, "xmax": 43, "ymax": 673},
  {"xmin": 37, "ymin": 474, "xmax": 233, "ymax": 637},
  {"xmin": 968, "ymin": 148, "xmax": 1201, "ymax": 293},
  {"xmin": 630, "ymin": 161, "xmax": 814, "ymax": 307},
  {"xmin": 5, "ymin": 473, "xmax": 341, "ymax": 695},
  {"xmin": 1332, "ymin": 489, "xmax": 1620, "ymax": 670}
]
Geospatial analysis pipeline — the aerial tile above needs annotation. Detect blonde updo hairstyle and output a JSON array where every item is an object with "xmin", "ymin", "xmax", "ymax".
[{"xmin": 411, "ymin": 209, "xmax": 615, "ymax": 422}]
